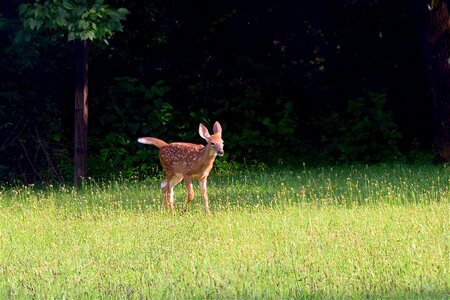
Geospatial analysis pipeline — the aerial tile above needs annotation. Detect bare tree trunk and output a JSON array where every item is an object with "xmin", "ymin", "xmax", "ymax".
[
  {"xmin": 424, "ymin": 1, "xmax": 450, "ymax": 162},
  {"xmin": 74, "ymin": 39, "xmax": 89, "ymax": 186}
]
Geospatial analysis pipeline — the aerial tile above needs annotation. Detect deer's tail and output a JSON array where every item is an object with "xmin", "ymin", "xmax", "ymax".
[{"xmin": 137, "ymin": 137, "xmax": 168, "ymax": 148}]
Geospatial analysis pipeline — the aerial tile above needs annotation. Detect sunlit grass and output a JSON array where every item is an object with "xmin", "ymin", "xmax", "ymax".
[{"xmin": 0, "ymin": 163, "xmax": 448, "ymax": 298}]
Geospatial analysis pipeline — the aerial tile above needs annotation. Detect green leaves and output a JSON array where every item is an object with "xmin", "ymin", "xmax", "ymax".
[
  {"xmin": 18, "ymin": 0, "xmax": 129, "ymax": 43},
  {"xmin": 319, "ymin": 92, "xmax": 400, "ymax": 163}
]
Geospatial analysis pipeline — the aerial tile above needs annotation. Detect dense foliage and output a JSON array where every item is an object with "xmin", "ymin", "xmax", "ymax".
[{"xmin": 0, "ymin": 0, "xmax": 435, "ymax": 183}]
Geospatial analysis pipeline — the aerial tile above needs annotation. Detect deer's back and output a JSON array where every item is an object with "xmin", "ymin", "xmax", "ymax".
[{"xmin": 159, "ymin": 142, "xmax": 210, "ymax": 176}]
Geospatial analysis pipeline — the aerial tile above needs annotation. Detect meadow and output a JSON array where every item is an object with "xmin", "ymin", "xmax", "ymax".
[{"xmin": 0, "ymin": 164, "xmax": 448, "ymax": 299}]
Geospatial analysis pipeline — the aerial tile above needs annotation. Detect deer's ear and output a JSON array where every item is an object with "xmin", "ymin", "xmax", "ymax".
[
  {"xmin": 199, "ymin": 123, "xmax": 211, "ymax": 140},
  {"xmin": 213, "ymin": 121, "xmax": 222, "ymax": 137}
]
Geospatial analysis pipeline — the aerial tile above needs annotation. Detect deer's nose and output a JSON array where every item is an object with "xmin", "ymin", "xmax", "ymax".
[{"xmin": 217, "ymin": 149, "xmax": 224, "ymax": 156}]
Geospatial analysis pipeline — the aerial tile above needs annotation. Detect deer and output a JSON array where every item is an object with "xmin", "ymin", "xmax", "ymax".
[{"xmin": 138, "ymin": 121, "xmax": 224, "ymax": 214}]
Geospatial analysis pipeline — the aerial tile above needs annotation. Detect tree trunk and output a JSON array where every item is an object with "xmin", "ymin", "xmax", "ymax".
[
  {"xmin": 74, "ymin": 39, "xmax": 89, "ymax": 186},
  {"xmin": 424, "ymin": 1, "xmax": 450, "ymax": 162}
]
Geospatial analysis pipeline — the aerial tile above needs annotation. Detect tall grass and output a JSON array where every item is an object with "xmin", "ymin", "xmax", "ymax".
[{"xmin": 0, "ymin": 164, "xmax": 448, "ymax": 298}]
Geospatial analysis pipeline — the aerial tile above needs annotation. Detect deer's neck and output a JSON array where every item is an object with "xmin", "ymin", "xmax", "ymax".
[
  {"xmin": 199, "ymin": 144, "xmax": 217, "ymax": 161},
  {"xmin": 192, "ymin": 145, "xmax": 216, "ymax": 177}
]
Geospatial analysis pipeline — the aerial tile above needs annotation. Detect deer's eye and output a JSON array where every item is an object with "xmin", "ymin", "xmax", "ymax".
[{"xmin": 211, "ymin": 142, "xmax": 216, "ymax": 146}]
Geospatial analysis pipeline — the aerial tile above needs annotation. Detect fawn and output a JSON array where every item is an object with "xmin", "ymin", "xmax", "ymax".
[{"xmin": 138, "ymin": 121, "xmax": 224, "ymax": 214}]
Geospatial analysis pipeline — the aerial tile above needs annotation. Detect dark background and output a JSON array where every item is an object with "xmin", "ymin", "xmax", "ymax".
[{"xmin": 0, "ymin": 0, "xmax": 436, "ymax": 183}]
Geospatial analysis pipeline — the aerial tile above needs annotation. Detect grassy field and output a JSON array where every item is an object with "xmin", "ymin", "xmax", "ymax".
[{"xmin": 0, "ymin": 164, "xmax": 448, "ymax": 299}]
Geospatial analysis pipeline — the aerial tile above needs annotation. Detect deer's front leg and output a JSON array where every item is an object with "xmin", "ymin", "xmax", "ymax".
[{"xmin": 199, "ymin": 177, "xmax": 210, "ymax": 214}]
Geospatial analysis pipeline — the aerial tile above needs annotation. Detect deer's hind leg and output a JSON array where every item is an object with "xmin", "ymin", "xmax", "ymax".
[
  {"xmin": 182, "ymin": 176, "xmax": 195, "ymax": 212},
  {"xmin": 161, "ymin": 174, "xmax": 183, "ymax": 211}
]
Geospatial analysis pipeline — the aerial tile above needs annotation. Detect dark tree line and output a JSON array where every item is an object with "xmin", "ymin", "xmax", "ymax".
[
  {"xmin": 420, "ymin": 0, "xmax": 450, "ymax": 162},
  {"xmin": 0, "ymin": 0, "xmax": 449, "ymax": 184}
]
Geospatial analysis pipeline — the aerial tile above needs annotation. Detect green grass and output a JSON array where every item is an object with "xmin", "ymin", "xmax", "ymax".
[{"xmin": 0, "ymin": 164, "xmax": 449, "ymax": 299}]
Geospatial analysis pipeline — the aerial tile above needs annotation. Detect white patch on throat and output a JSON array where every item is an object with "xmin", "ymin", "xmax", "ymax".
[{"xmin": 209, "ymin": 148, "xmax": 218, "ymax": 156}]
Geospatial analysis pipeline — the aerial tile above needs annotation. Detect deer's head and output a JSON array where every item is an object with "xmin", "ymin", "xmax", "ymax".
[{"xmin": 199, "ymin": 121, "xmax": 224, "ymax": 156}]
